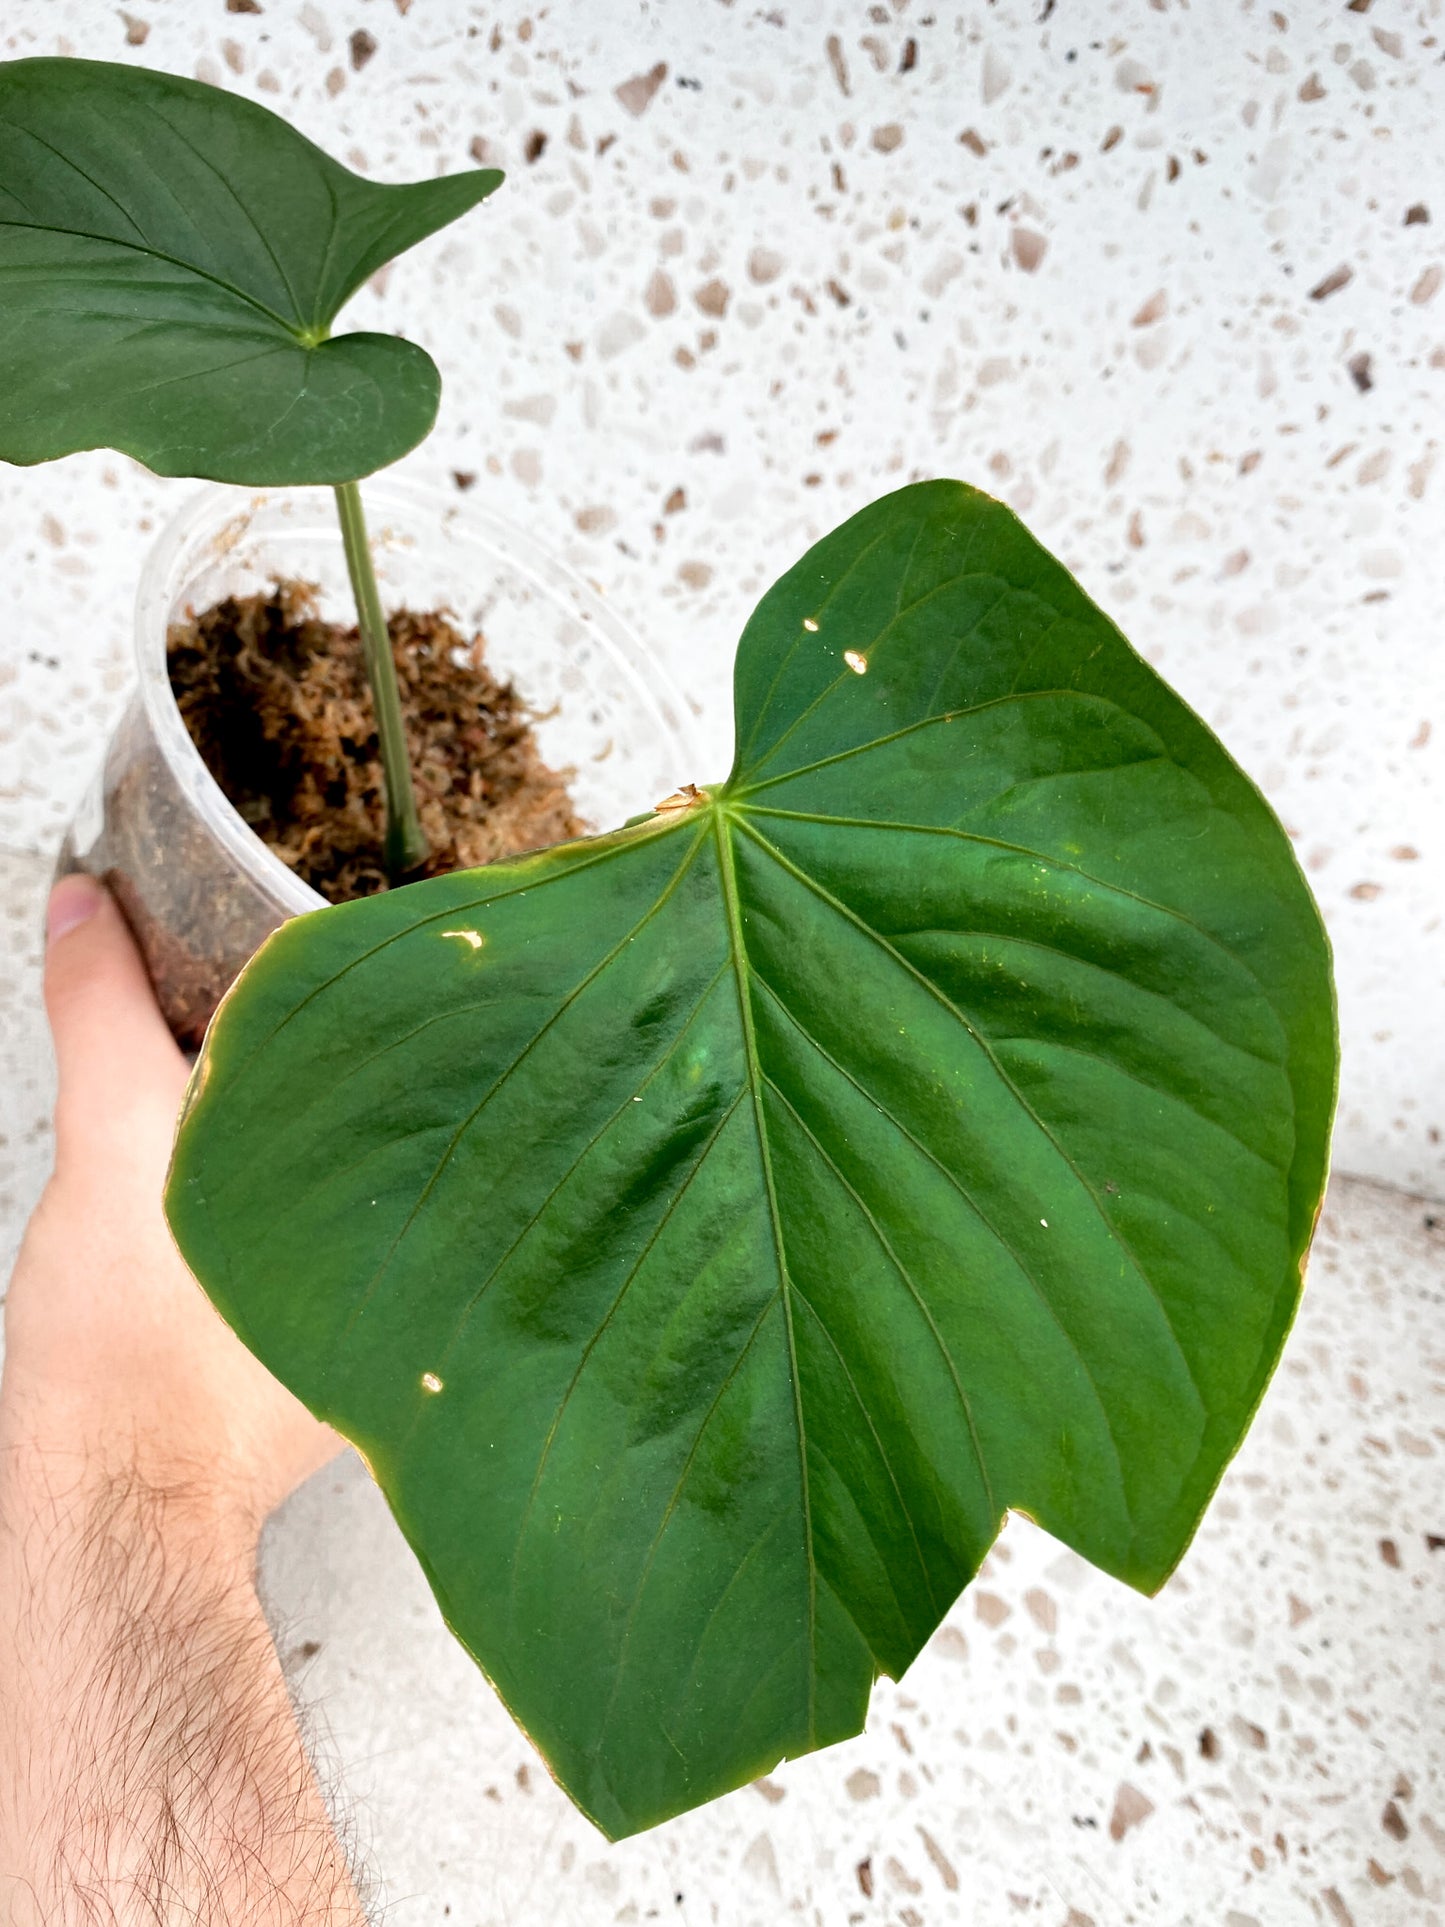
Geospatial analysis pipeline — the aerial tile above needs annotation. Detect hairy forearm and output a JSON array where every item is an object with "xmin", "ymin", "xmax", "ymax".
[{"xmin": 0, "ymin": 1459, "xmax": 366, "ymax": 1927}]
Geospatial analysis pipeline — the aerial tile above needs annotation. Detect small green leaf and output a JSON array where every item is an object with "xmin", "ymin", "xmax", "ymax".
[
  {"xmin": 0, "ymin": 58, "xmax": 502, "ymax": 482},
  {"xmin": 167, "ymin": 482, "xmax": 1336, "ymax": 1838}
]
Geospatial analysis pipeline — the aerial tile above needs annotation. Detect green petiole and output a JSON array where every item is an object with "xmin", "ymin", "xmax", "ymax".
[{"xmin": 333, "ymin": 479, "xmax": 429, "ymax": 878}]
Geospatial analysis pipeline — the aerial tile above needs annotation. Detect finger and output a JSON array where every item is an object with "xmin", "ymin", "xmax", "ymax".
[{"xmin": 44, "ymin": 876, "xmax": 189, "ymax": 1151}]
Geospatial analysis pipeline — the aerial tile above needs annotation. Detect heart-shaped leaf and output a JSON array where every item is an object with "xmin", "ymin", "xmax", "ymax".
[
  {"xmin": 0, "ymin": 58, "xmax": 501, "ymax": 482},
  {"xmin": 167, "ymin": 482, "xmax": 1336, "ymax": 1838}
]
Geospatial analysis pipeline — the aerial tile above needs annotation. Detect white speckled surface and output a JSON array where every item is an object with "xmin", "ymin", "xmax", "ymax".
[{"xmin": 2, "ymin": 3, "xmax": 1443, "ymax": 1921}]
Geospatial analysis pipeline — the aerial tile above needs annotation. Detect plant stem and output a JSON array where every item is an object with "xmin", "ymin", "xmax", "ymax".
[{"xmin": 332, "ymin": 480, "xmax": 429, "ymax": 877}]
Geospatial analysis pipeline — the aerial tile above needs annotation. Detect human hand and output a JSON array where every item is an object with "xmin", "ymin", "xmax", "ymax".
[
  {"xmin": 0, "ymin": 875, "xmax": 343, "ymax": 1550},
  {"xmin": 0, "ymin": 876, "xmax": 365, "ymax": 1924}
]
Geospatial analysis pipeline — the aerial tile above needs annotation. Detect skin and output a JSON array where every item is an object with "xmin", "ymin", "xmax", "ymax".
[{"xmin": 0, "ymin": 875, "xmax": 367, "ymax": 1926}]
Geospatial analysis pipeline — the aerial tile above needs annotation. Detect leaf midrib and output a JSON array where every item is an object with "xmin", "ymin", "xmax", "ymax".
[
  {"xmin": 0, "ymin": 215, "xmax": 302, "ymax": 335},
  {"xmin": 712, "ymin": 802, "xmax": 818, "ymax": 1745}
]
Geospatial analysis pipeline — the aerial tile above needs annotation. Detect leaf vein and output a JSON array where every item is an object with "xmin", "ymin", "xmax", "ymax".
[{"xmin": 741, "ymin": 819, "xmax": 1211, "ymax": 1420}]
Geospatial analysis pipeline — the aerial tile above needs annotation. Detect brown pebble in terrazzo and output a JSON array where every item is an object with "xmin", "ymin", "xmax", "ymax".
[
  {"xmin": 523, "ymin": 130, "xmax": 547, "ymax": 162},
  {"xmin": 1024, "ymin": 1588, "xmax": 1057, "ymax": 1634},
  {"xmin": 349, "ymin": 29, "xmax": 377, "ymax": 69},
  {"xmin": 748, "ymin": 247, "xmax": 784, "ymax": 284},
  {"xmin": 885, "ymin": 1856, "xmax": 922, "ymax": 1895},
  {"xmin": 1405, "ymin": 204, "xmax": 1430, "ymax": 225},
  {"xmin": 645, "ymin": 269, "xmax": 677, "ymax": 317},
  {"xmin": 917, "ymin": 1827, "xmax": 959, "ymax": 1891},
  {"xmin": 1011, "ymin": 228, "xmax": 1047, "ymax": 272},
  {"xmin": 1348, "ymin": 352, "xmax": 1374, "ymax": 392},
  {"xmin": 845, "ymin": 1768, "xmax": 880, "ymax": 1801},
  {"xmin": 983, "ymin": 46, "xmax": 1011, "ymax": 103},
  {"xmin": 1321, "ymin": 1892, "xmax": 1355, "ymax": 1927},
  {"xmin": 1367, "ymin": 1860, "xmax": 1396, "ymax": 1885},
  {"xmin": 1199, "ymin": 1726, "xmax": 1220, "ymax": 1758},
  {"xmin": 1410, "ymin": 265, "xmax": 1442, "ymax": 304},
  {"xmin": 1133, "ymin": 290, "xmax": 1168, "ymax": 326},
  {"xmin": 663, "ymin": 487, "xmax": 686, "ymax": 513},
  {"xmin": 451, "ymin": 471, "xmax": 476, "ymax": 491},
  {"xmin": 974, "ymin": 1591, "xmax": 1011, "ymax": 1627},
  {"xmin": 1108, "ymin": 1783, "xmax": 1155, "ymax": 1842},
  {"xmin": 751, "ymin": 1776, "xmax": 786, "ymax": 1803},
  {"xmin": 871, "ymin": 123, "xmax": 904, "ymax": 153},
  {"xmin": 1310, "ymin": 265, "xmax": 1354, "ymax": 300},
  {"xmin": 855, "ymin": 1858, "xmax": 874, "ymax": 1898},
  {"xmin": 1379, "ymin": 1537, "xmax": 1401, "ymax": 1567},
  {"xmin": 615, "ymin": 62, "xmax": 667, "ymax": 117},
  {"xmin": 1350, "ymin": 881, "xmax": 1382, "ymax": 900},
  {"xmin": 1299, "ymin": 72, "xmax": 1327, "ymax": 101},
  {"xmin": 694, "ymin": 277, "xmax": 730, "ymax": 317},
  {"xmin": 1382, "ymin": 1799, "xmax": 1408, "ymax": 1840},
  {"xmin": 120, "ymin": 11, "xmax": 149, "ymax": 42},
  {"xmin": 225, "ymin": 0, "xmax": 261, "ymax": 11}
]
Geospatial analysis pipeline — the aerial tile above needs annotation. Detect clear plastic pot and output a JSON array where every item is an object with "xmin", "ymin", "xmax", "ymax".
[{"xmin": 58, "ymin": 480, "xmax": 698, "ymax": 1047}]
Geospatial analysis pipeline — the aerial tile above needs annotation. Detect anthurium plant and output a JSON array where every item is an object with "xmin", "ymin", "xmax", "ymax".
[{"xmin": 3, "ymin": 56, "xmax": 1336, "ymax": 1845}]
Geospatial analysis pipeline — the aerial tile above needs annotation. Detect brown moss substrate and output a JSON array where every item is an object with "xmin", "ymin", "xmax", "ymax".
[{"xmin": 167, "ymin": 581, "xmax": 583, "ymax": 903}]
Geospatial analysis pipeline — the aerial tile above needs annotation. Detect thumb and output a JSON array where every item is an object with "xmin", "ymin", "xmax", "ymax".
[{"xmin": 44, "ymin": 875, "xmax": 189, "ymax": 1151}]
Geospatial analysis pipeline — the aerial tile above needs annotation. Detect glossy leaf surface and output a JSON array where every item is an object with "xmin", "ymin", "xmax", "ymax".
[
  {"xmin": 167, "ymin": 482, "xmax": 1336, "ymax": 1837},
  {"xmin": 0, "ymin": 58, "xmax": 501, "ymax": 482}
]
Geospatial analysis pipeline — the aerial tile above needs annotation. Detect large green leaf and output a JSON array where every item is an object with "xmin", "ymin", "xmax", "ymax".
[
  {"xmin": 166, "ymin": 482, "xmax": 1336, "ymax": 1838},
  {"xmin": 0, "ymin": 58, "xmax": 501, "ymax": 483}
]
